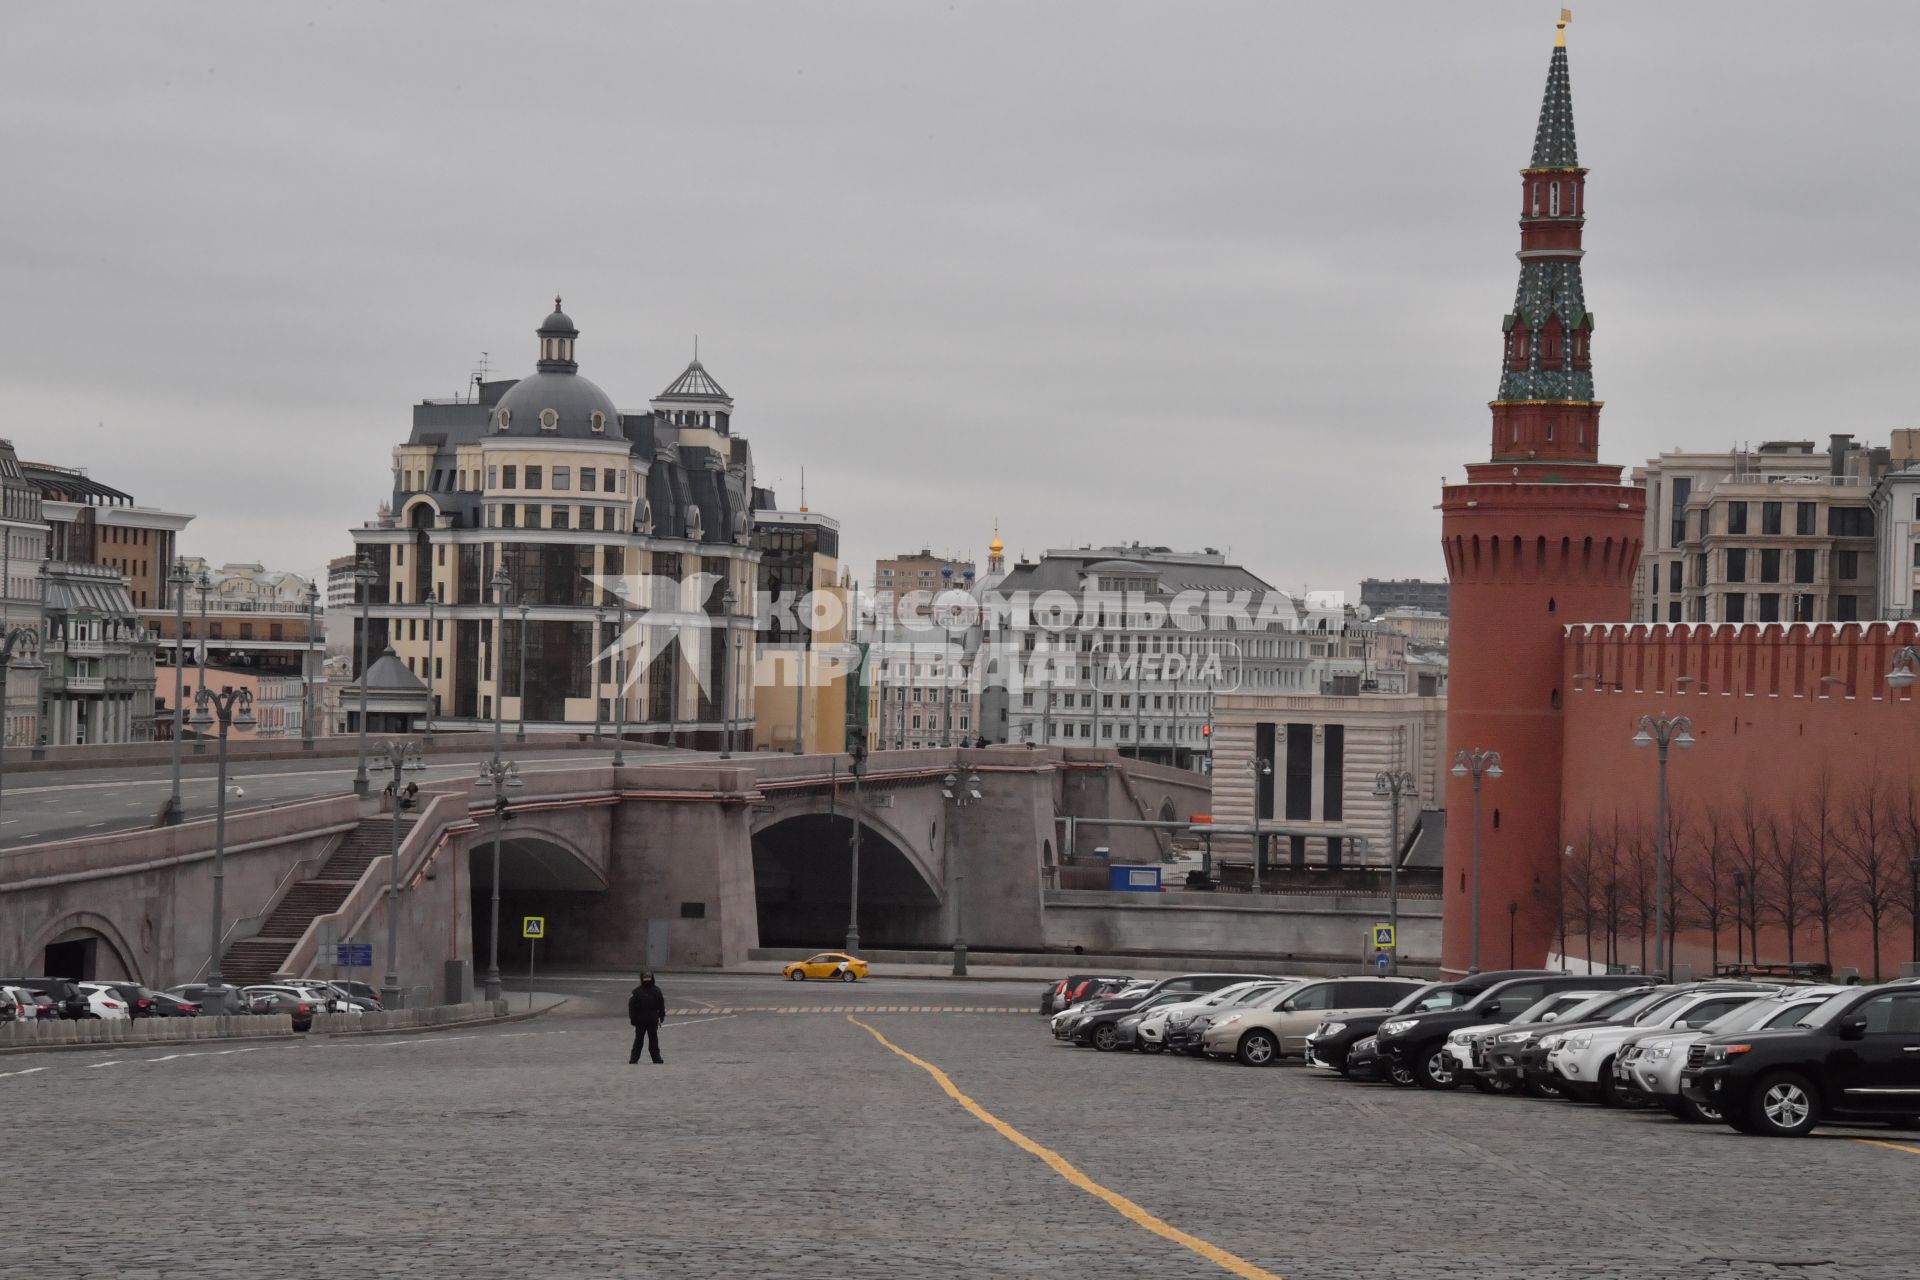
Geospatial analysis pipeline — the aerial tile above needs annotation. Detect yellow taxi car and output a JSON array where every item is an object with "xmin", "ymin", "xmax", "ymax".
[{"xmin": 782, "ymin": 952, "xmax": 869, "ymax": 983}]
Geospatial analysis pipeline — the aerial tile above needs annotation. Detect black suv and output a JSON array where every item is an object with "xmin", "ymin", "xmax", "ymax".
[
  {"xmin": 1376, "ymin": 972, "xmax": 1648, "ymax": 1090},
  {"xmin": 1310, "ymin": 971, "xmax": 1545, "ymax": 1082},
  {"xmin": 0, "ymin": 977, "xmax": 89, "ymax": 1020},
  {"xmin": 1681, "ymin": 983, "xmax": 1920, "ymax": 1137}
]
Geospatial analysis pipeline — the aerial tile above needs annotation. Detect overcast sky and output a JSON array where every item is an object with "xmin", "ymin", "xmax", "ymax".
[{"xmin": 5, "ymin": 2, "xmax": 1914, "ymax": 598}]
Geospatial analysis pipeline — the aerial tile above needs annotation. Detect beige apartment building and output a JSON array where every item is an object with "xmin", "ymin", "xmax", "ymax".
[{"xmin": 1636, "ymin": 437, "xmax": 1888, "ymax": 625}]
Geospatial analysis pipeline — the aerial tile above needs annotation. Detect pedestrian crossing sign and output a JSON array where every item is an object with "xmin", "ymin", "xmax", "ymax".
[
  {"xmin": 1372, "ymin": 923, "xmax": 1396, "ymax": 950},
  {"xmin": 522, "ymin": 916, "xmax": 546, "ymax": 939}
]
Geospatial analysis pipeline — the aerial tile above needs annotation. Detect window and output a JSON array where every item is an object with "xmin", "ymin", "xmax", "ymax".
[
  {"xmin": 591, "ymin": 412, "xmax": 607, "ymax": 434},
  {"xmin": 1549, "ymin": 181, "xmax": 1560, "ymax": 216},
  {"xmin": 1759, "ymin": 549, "xmax": 1781, "ymax": 583},
  {"xmin": 525, "ymin": 465, "xmax": 543, "ymax": 489},
  {"xmin": 553, "ymin": 466, "xmax": 571, "ymax": 491},
  {"xmin": 551, "ymin": 507, "xmax": 570, "ymax": 530},
  {"xmin": 1761, "ymin": 501, "xmax": 1782, "ymax": 535},
  {"xmin": 1669, "ymin": 478, "xmax": 1691, "ymax": 547},
  {"xmin": 580, "ymin": 468, "xmax": 596, "ymax": 493},
  {"xmin": 1795, "ymin": 502, "xmax": 1816, "ymax": 536},
  {"xmin": 500, "ymin": 505, "xmax": 516, "ymax": 528},
  {"xmin": 1758, "ymin": 593, "xmax": 1780, "ymax": 623},
  {"xmin": 1837, "ymin": 594, "xmax": 1859, "ymax": 622},
  {"xmin": 1726, "ymin": 548, "xmax": 1747, "ymax": 583},
  {"xmin": 1838, "ymin": 550, "xmax": 1859, "ymax": 580},
  {"xmin": 603, "ymin": 468, "xmax": 617, "ymax": 492},
  {"xmin": 502, "ymin": 465, "xmax": 517, "ymax": 490},
  {"xmin": 496, "ymin": 408, "xmax": 511, "ymax": 432},
  {"xmin": 524, "ymin": 505, "xmax": 542, "ymax": 529},
  {"xmin": 1793, "ymin": 549, "xmax": 1815, "ymax": 584},
  {"xmin": 1283, "ymin": 984, "xmax": 1335, "ymax": 1012},
  {"xmin": 1726, "ymin": 502, "xmax": 1747, "ymax": 535},
  {"xmin": 1725, "ymin": 592, "xmax": 1746, "ymax": 623},
  {"xmin": 1668, "ymin": 561, "xmax": 1682, "ymax": 592},
  {"xmin": 1829, "ymin": 507, "xmax": 1874, "ymax": 538},
  {"xmin": 539, "ymin": 408, "xmax": 558, "ymax": 432},
  {"xmin": 1667, "ymin": 602, "xmax": 1681, "ymax": 622},
  {"xmin": 579, "ymin": 506, "xmax": 594, "ymax": 530}
]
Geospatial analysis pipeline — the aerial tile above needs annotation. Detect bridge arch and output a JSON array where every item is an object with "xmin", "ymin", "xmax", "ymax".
[
  {"xmin": 26, "ymin": 910, "xmax": 144, "ymax": 984},
  {"xmin": 466, "ymin": 824, "xmax": 609, "ymax": 971},
  {"xmin": 751, "ymin": 796, "xmax": 945, "ymax": 950}
]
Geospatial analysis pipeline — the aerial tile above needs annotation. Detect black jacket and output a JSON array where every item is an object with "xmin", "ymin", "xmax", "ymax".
[{"xmin": 629, "ymin": 984, "xmax": 666, "ymax": 1026}]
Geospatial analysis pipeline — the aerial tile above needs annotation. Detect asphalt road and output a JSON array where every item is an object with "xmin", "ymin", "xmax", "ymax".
[
  {"xmin": 5, "ymin": 973, "xmax": 1917, "ymax": 1279},
  {"xmin": 0, "ymin": 745, "xmax": 655, "ymax": 851}
]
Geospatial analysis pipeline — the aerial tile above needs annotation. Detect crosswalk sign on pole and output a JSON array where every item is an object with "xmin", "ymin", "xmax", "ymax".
[
  {"xmin": 522, "ymin": 916, "xmax": 545, "ymax": 939},
  {"xmin": 1372, "ymin": 923, "xmax": 1396, "ymax": 950}
]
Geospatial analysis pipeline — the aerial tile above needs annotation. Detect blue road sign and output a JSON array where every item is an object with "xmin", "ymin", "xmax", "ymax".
[
  {"xmin": 335, "ymin": 943, "xmax": 373, "ymax": 967},
  {"xmin": 1374, "ymin": 952, "xmax": 1392, "ymax": 974}
]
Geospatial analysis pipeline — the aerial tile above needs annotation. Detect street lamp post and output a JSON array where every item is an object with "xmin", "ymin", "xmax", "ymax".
[
  {"xmin": 720, "ymin": 587, "xmax": 736, "ymax": 758},
  {"xmin": 351, "ymin": 554, "xmax": 377, "ymax": 795},
  {"xmin": 1633, "ymin": 714, "xmax": 1694, "ymax": 978},
  {"xmin": 515, "ymin": 601, "xmax": 530, "ymax": 743},
  {"xmin": 1247, "ymin": 756, "xmax": 1273, "ymax": 892},
  {"xmin": 301, "ymin": 580, "xmax": 320, "ymax": 751},
  {"xmin": 943, "ymin": 769, "xmax": 982, "ymax": 976},
  {"xmin": 376, "ymin": 740, "xmax": 426, "ymax": 1007},
  {"xmin": 489, "ymin": 570, "xmax": 510, "ymax": 757},
  {"xmin": 475, "ymin": 755, "xmax": 523, "ymax": 1004},
  {"xmin": 1451, "ymin": 748, "xmax": 1504, "ymax": 975},
  {"xmin": 0, "ymin": 627, "xmax": 42, "ymax": 817},
  {"xmin": 193, "ymin": 570, "xmax": 212, "ymax": 756},
  {"xmin": 422, "ymin": 589, "xmax": 438, "ymax": 740},
  {"xmin": 846, "ymin": 728, "xmax": 868, "ymax": 955},
  {"xmin": 611, "ymin": 595, "xmax": 627, "ymax": 768},
  {"xmin": 593, "ymin": 606, "xmax": 607, "ymax": 741},
  {"xmin": 734, "ymin": 632, "xmax": 745, "ymax": 753},
  {"xmin": 163, "ymin": 559, "xmax": 192, "ymax": 820},
  {"xmin": 188, "ymin": 684, "xmax": 257, "ymax": 998},
  {"xmin": 1371, "ymin": 769, "xmax": 1418, "ymax": 976}
]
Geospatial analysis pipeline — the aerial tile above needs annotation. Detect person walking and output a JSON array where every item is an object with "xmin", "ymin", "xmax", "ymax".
[{"xmin": 628, "ymin": 972, "xmax": 666, "ymax": 1064}]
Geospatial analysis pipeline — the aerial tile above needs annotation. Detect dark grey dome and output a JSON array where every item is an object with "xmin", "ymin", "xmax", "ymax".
[
  {"xmin": 492, "ymin": 370, "xmax": 624, "ymax": 441},
  {"xmin": 540, "ymin": 303, "xmax": 576, "ymax": 335}
]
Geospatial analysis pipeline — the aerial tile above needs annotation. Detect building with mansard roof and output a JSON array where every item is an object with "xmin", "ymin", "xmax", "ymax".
[{"xmin": 349, "ymin": 301, "xmax": 759, "ymax": 745}]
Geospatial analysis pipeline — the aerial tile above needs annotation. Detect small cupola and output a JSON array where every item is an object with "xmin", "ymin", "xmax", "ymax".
[{"xmin": 536, "ymin": 296, "xmax": 579, "ymax": 372}]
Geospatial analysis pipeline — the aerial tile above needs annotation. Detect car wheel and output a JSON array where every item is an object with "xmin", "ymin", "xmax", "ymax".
[
  {"xmin": 1746, "ymin": 1073, "xmax": 1818, "ymax": 1137},
  {"xmin": 1236, "ymin": 1030, "xmax": 1279, "ymax": 1067},
  {"xmin": 1138, "ymin": 1039, "xmax": 1164, "ymax": 1055},
  {"xmin": 1089, "ymin": 1024, "xmax": 1120, "ymax": 1053},
  {"xmin": 1522, "ymin": 1077, "xmax": 1563, "ymax": 1100},
  {"xmin": 1471, "ymin": 1074, "xmax": 1518, "ymax": 1095},
  {"xmin": 788, "ymin": 970, "xmax": 806, "ymax": 982},
  {"xmin": 1413, "ymin": 1045, "xmax": 1458, "ymax": 1090},
  {"xmin": 840, "ymin": 970, "xmax": 859, "ymax": 983},
  {"xmin": 1683, "ymin": 1097, "xmax": 1724, "ymax": 1125},
  {"xmin": 1599, "ymin": 1061, "xmax": 1638, "ymax": 1109},
  {"xmin": 1388, "ymin": 1063, "xmax": 1417, "ymax": 1087}
]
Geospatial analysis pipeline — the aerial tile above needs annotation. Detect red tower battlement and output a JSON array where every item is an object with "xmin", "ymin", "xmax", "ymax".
[{"xmin": 1439, "ymin": 23, "xmax": 1646, "ymax": 974}]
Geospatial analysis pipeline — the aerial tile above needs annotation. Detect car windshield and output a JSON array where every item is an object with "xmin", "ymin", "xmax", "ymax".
[
  {"xmin": 1510, "ymin": 993, "xmax": 1582, "ymax": 1023},
  {"xmin": 1795, "ymin": 991, "xmax": 1862, "ymax": 1028},
  {"xmin": 1706, "ymin": 998, "xmax": 1818, "ymax": 1034},
  {"xmin": 1629, "ymin": 992, "xmax": 1693, "ymax": 1026},
  {"xmin": 1391, "ymin": 984, "xmax": 1457, "ymax": 1014}
]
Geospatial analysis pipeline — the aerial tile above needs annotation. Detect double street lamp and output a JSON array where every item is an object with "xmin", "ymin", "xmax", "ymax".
[
  {"xmin": 1451, "ymin": 748, "xmax": 1504, "ymax": 975},
  {"xmin": 1633, "ymin": 714, "xmax": 1694, "ymax": 978},
  {"xmin": 163, "ymin": 559, "xmax": 193, "ymax": 821},
  {"xmin": 475, "ymin": 754, "xmax": 523, "ymax": 1003},
  {"xmin": 943, "ymin": 769, "xmax": 983, "ymax": 976},
  {"xmin": 1247, "ymin": 756, "xmax": 1272, "ymax": 892},
  {"xmin": 351, "ymin": 554, "xmax": 377, "ymax": 796},
  {"xmin": 376, "ymin": 740, "xmax": 426, "ymax": 1007},
  {"xmin": 515, "ymin": 600, "xmax": 530, "ymax": 743},
  {"xmin": 1371, "ymin": 768, "xmax": 1418, "ymax": 975},
  {"xmin": 720, "ymin": 586, "xmax": 737, "ymax": 758},
  {"xmin": 595, "ymin": 598, "xmax": 630, "ymax": 767},
  {"xmin": 189, "ymin": 684, "xmax": 256, "ymax": 996},
  {"xmin": 489, "ymin": 569, "xmax": 511, "ymax": 755}
]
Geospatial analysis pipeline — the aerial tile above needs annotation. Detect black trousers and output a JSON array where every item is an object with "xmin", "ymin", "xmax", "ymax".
[{"xmin": 630, "ymin": 1021, "xmax": 662, "ymax": 1063}]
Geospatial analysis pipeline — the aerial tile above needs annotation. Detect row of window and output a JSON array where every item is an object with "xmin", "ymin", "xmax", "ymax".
[
  {"xmin": 1653, "ymin": 548, "xmax": 1867, "ymax": 597},
  {"xmin": 401, "ymin": 464, "xmax": 634, "ymax": 495},
  {"xmin": 1721, "ymin": 592, "xmax": 1863, "ymax": 624},
  {"xmin": 489, "ymin": 504, "xmax": 628, "ymax": 532},
  {"xmin": 1016, "ymin": 719, "xmax": 1206, "ymax": 742},
  {"xmin": 1528, "ymin": 178, "xmax": 1581, "ymax": 218}
]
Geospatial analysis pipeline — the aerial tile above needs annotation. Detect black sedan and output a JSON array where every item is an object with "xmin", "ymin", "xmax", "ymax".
[
  {"xmin": 249, "ymin": 991, "xmax": 319, "ymax": 1032},
  {"xmin": 1072, "ymin": 991, "xmax": 1186, "ymax": 1052}
]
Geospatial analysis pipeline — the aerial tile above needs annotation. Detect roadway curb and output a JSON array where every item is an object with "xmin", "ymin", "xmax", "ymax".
[{"xmin": 0, "ymin": 998, "xmax": 565, "ymax": 1057}]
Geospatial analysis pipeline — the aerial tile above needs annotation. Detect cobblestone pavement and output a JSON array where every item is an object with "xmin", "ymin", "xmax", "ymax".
[{"xmin": 4, "ymin": 975, "xmax": 1917, "ymax": 1279}]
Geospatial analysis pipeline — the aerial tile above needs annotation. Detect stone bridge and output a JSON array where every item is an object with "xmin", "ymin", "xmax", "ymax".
[{"xmin": 0, "ymin": 746, "xmax": 1210, "ymax": 998}]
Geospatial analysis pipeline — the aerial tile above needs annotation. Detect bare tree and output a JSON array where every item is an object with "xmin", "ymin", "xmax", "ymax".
[
  {"xmin": 1622, "ymin": 813, "xmax": 1656, "ymax": 974},
  {"xmin": 1760, "ymin": 809, "xmax": 1812, "ymax": 962},
  {"xmin": 1844, "ymin": 770, "xmax": 1905, "ymax": 982},
  {"xmin": 1678, "ymin": 802, "xmax": 1735, "ymax": 974},
  {"xmin": 1899, "ymin": 781, "xmax": 1920, "ymax": 973},
  {"xmin": 1732, "ymin": 788, "xmax": 1772, "ymax": 964},
  {"xmin": 1799, "ymin": 768, "xmax": 1850, "ymax": 970}
]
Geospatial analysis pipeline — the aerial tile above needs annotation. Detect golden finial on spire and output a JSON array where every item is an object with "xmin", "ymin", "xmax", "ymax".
[{"xmin": 1556, "ymin": 8, "xmax": 1571, "ymax": 47}]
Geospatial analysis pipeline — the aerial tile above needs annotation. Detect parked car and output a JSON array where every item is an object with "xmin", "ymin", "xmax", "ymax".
[
  {"xmin": 1205, "ymin": 977, "xmax": 1430, "ymax": 1066},
  {"xmin": 1682, "ymin": 983, "xmax": 1920, "ymax": 1136},
  {"xmin": 1375, "ymin": 972, "xmax": 1648, "ymax": 1090},
  {"xmin": 1088, "ymin": 990, "xmax": 1196, "ymax": 1051},
  {"xmin": 1051, "ymin": 973, "xmax": 1267, "ymax": 1044},
  {"xmin": 81, "ymin": 982, "xmax": 173, "ymax": 1018},
  {"xmin": 781, "ymin": 953, "xmax": 869, "ymax": 983},
  {"xmin": 1040, "ymin": 974, "xmax": 1131, "ymax": 1016},
  {"xmin": 165, "ymin": 983, "xmax": 251, "ymax": 1016},
  {"xmin": 1153, "ymin": 982, "xmax": 1299, "ymax": 1055},
  {"xmin": 334, "ymin": 980, "xmax": 383, "ymax": 1006},
  {"xmin": 1304, "ymin": 981, "xmax": 1461, "ymax": 1079},
  {"xmin": 1619, "ymin": 986, "xmax": 1848, "ymax": 1122},
  {"xmin": 144, "ymin": 991, "xmax": 202, "ymax": 1017},
  {"xmin": 245, "ymin": 983, "xmax": 364, "ymax": 1015},
  {"xmin": 76, "ymin": 982, "xmax": 131, "ymax": 1020},
  {"xmin": 0, "ymin": 985, "xmax": 36, "ymax": 1022},
  {"xmin": 246, "ymin": 991, "xmax": 319, "ymax": 1032},
  {"xmin": 1443, "ymin": 989, "xmax": 1618, "ymax": 1094},
  {"xmin": 1342, "ymin": 1033, "xmax": 1387, "ymax": 1081},
  {"xmin": 0, "ymin": 977, "xmax": 90, "ymax": 1020},
  {"xmin": 1548, "ymin": 984, "xmax": 1778, "ymax": 1106},
  {"xmin": 1480, "ymin": 987, "xmax": 1663, "ymax": 1097}
]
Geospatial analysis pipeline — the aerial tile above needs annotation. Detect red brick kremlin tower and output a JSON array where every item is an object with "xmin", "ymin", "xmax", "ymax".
[{"xmin": 1439, "ymin": 19, "xmax": 1644, "ymax": 973}]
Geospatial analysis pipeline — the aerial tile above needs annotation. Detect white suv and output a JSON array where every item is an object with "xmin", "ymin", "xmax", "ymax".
[{"xmin": 1547, "ymin": 986, "xmax": 1775, "ymax": 1105}]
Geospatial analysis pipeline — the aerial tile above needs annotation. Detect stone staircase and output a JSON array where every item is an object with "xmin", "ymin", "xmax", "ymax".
[{"xmin": 220, "ymin": 817, "xmax": 411, "ymax": 985}]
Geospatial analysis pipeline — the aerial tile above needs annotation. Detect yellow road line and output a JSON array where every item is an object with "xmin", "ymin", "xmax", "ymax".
[
  {"xmin": 1853, "ymin": 1137, "xmax": 1920, "ymax": 1157},
  {"xmin": 848, "ymin": 1016, "xmax": 1285, "ymax": 1280}
]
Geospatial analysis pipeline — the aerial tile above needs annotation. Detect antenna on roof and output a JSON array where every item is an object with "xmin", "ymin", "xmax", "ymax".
[
  {"xmin": 693, "ymin": 334, "xmax": 699, "ymax": 363},
  {"xmin": 798, "ymin": 465, "xmax": 807, "ymax": 512},
  {"xmin": 470, "ymin": 351, "xmax": 491, "ymax": 402}
]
